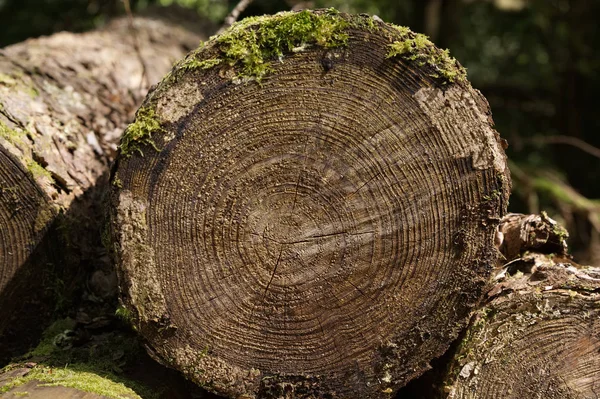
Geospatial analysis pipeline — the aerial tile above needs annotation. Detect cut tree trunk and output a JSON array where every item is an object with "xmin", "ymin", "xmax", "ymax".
[
  {"xmin": 0, "ymin": 17, "xmax": 201, "ymax": 362},
  {"xmin": 109, "ymin": 10, "xmax": 510, "ymax": 398},
  {"xmin": 444, "ymin": 254, "xmax": 600, "ymax": 399}
]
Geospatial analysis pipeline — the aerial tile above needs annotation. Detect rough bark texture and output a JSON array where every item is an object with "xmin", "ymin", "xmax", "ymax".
[
  {"xmin": 444, "ymin": 255, "xmax": 600, "ymax": 399},
  {"xmin": 110, "ymin": 10, "xmax": 510, "ymax": 398},
  {"xmin": 0, "ymin": 17, "xmax": 201, "ymax": 362}
]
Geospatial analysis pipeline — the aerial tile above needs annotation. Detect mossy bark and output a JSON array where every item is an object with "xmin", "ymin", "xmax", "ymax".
[
  {"xmin": 0, "ymin": 17, "xmax": 201, "ymax": 364},
  {"xmin": 0, "ymin": 364, "xmax": 142, "ymax": 399},
  {"xmin": 110, "ymin": 10, "xmax": 509, "ymax": 398}
]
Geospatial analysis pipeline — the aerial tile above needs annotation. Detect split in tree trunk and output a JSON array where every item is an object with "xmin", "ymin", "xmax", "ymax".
[
  {"xmin": 109, "ymin": 10, "xmax": 510, "ymax": 398},
  {"xmin": 0, "ymin": 17, "xmax": 201, "ymax": 363}
]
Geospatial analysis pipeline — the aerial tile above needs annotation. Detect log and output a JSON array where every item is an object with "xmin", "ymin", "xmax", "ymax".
[
  {"xmin": 109, "ymin": 10, "xmax": 510, "ymax": 398},
  {"xmin": 444, "ymin": 255, "xmax": 600, "ymax": 399},
  {"xmin": 0, "ymin": 17, "xmax": 201, "ymax": 362}
]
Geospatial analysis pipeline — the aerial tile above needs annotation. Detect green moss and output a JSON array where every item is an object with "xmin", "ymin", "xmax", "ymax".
[
  {"xmin": 188, "ymin": 10, "xmax": 349, "ymax": 81},
  {"xmin": 0, "ymin": 120, "xmax": 26, "ymax": 146},
  {"xmin": 0, "ymin": 73, "xmax": 17, "ymax": 86},
  {"xmin": 115, "ymin": 305, "xmax": 133, "ymax": 324},
  {"xmin": 119, "ymin": 107, "xmax": 162, "ymax": 157},
  {"xmin": 17, "ymin": 318, "xmax": 156, "ymax": 398},
  {"xmin": 386, "ymin": 28, "xmax": 466, "ymax": 84},
  {"xmin": 0, "ymin": 366, "xmax": 141, "ymax": 398},
  {"xmin": 390, "ymin": 24, "xmax": 411, "ymax": 37},
  {"xmin": 482, "ymin": 190, "xmax": 501, "ymax": 202},
  {"xmin": 350, "ymin": 14, "xmax": 378, "ymax": 32},
  {"xmin": 0, "ymin": 73, "xmax": 39, "ymax": 97},
  {"xmin": 26, "ymin": 318, "xmax": 76, "ymax": 358},
  {"xmin": 34, "ymin": 206, "xmax": 57, "ymax": 233},
  {"xmin": 181, "ymin": 57, "xmax": 223, "ymax": 71},
  {"xmin": 112, "ymin": 176, "xmax": 123, "ymax": 189},
  {"xmin": 26, "ymin": 159, "xmax": 54, "ymax": 183}
]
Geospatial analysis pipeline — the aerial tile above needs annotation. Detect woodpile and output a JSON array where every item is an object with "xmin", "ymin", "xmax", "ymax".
[{"xmin": 2, "ymin": 9, "xmax": 597, "ymax": 399}]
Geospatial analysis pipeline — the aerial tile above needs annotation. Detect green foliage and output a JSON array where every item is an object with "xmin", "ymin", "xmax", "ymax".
[{"xmin": 156, "ymin": 0, "xmax": 227, "ymax": 22}]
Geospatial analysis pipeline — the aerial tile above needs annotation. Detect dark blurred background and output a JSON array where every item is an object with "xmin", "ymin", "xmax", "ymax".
[{"xmin": 1, "ymin": 0, "xmax": 598, "ymax": 262}]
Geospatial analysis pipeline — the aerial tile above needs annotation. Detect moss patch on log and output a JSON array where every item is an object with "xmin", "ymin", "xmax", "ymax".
[
  {"xmin": 387, "ymin": 25, "xmax": 466, "ymax": 83},
  {"xmin": 9, "ymin": 318, "xmax": 157, "ymax": 398},
  {"xmin": 119, "ymin": 107, "xmax": 162, "ymax": 157},
  {"xmin": 0, "ymin": 365, "xmax": 142, "ymax": 398},
  {"xmin": 176, "ymin": 10, "xmax": 464, "ymax": 86},
  {"xmin": 182, "ymin": 9, "xmax": 350, "ymax": 81},
  {"xmin": 25, "ymin": 159, "xmax": 54, "ymax": 184},
  {"xmin": 0, "ymin": 120, "xmax": 26, "ymax": 146}
]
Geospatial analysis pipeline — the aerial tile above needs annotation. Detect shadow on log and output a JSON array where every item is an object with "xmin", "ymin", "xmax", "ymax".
[
  {"xmin": 109, "ymin": 10, "xmax": 510, "ymax": 398},
  {"xmin": 0, "ymin": 17, "xmax": 202, "ymax": 364}
]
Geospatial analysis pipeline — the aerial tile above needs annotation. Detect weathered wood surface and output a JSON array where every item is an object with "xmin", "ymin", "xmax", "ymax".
[
  {"xmin": 444, "ymin": 255, "xmax": 600, "ymax": 399},
  {"xmin": 109, "ymin": 10, "xmax": 510, "ymax": 398},
  {"xmin": 0, "ymin": 17, "xmax": 201, "ymax": 362}
]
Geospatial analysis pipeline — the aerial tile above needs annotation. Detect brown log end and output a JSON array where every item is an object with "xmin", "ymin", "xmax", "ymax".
[
  {"xmin": 445, "ymin": 254, "xmax": 600, "ymax": 399},
  {"xmin": 109, "ymin": 10, "xmax": 510, "ymax": 398}
]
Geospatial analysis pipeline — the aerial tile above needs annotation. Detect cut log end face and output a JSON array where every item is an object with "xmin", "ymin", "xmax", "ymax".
[{"xmin": 110, "ymin": 11, "xmax": 509, "ymax": 398}]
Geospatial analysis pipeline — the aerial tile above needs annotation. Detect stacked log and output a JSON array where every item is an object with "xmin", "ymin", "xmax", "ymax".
[
  {"xmin": 108, "ymin": 10, "xmax": 510, "ymax": 398},
  {"xmin": 441, "ymin": 214, "xmax": 600, "ymax": 398}
]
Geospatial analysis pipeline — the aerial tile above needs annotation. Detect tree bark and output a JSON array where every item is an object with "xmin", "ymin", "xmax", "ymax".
[
  {"xmin": 444, "ymin": 254, "xmax": 600, "ymax": 399},
  {"xmin": 109, "ymin": 10, "xmax": 510, "ymax": 398},
  {"xmin": 0, "ymin": 17, "xmax": 201, "ymax": 362}
]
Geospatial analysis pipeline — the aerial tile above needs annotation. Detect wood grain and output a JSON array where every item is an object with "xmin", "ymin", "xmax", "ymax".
[{"xmin": 110, "ymin": 11, "xmax": 510, "ymax": 398}]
